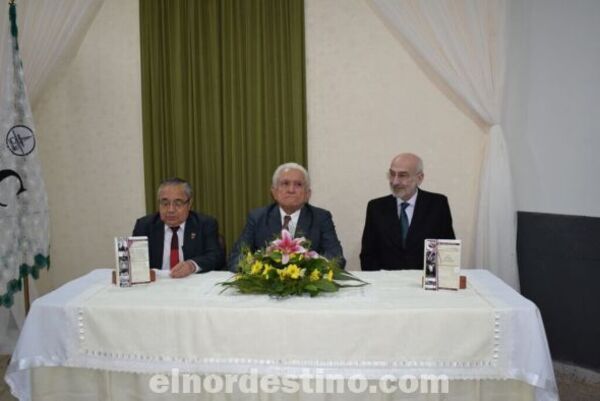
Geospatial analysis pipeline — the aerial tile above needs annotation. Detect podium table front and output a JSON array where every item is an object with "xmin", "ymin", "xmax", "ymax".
[{"xmin": 5, "ymin": 269, "xmax": 558, "ymax": 401}]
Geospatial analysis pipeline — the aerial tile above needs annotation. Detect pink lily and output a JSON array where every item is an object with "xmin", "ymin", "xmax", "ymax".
[
  {"xmin": 304, "ymin": 250, "xmax": 320, "ymax": 259},
  {"xmin": 269, "ymin": 229, "xmax": 307, "ymax": 264}
]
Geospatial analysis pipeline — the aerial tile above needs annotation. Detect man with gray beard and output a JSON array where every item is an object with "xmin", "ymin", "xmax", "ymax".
[{"xmin": 360, "ymin": 153, "xmax": 455, "ymax": 270}]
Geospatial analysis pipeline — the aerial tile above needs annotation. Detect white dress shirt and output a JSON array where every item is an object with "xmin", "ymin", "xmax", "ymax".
[{"xmin": 161, "ymin": 223, "xmax": 199, "ymax": 272}]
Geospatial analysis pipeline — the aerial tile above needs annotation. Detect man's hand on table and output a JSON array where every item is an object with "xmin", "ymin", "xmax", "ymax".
[{"xmin": 170, "ymin": 260, "xmax": 197, "ymax": 278}]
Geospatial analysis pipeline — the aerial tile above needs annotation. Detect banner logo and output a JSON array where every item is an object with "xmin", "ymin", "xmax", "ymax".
[
  {"xmin": 0, "ymin": 169, "xmax": 26, "ymax": 207},
  {"xmin": 6, "ymin": 125, "xmax": 36, "ymax": 156}
]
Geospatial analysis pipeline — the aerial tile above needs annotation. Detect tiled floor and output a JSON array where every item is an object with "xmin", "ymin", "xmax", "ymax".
[
  {"xmin": 557, "ymin": 378, "xmax": 600, "ymax": 401},
  {"xmin": 1, "ymin": 354, "xmax": 599, "ymax": 401},
  {"xmin": 556, "ymin": 365, "xmax": 600, "ymax": 401}
]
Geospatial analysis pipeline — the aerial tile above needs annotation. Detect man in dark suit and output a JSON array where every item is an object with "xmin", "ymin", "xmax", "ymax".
[
  {"xmin": 228, "ymin": 163, "xmax": 346, "ymax": 271},
  {"xmin": 360, "ymin": 153, "xmax": 455, "ymax": 270},
  {"xmin": 133, "ymin": 178, "xmax": 224, "ymax": 277}
]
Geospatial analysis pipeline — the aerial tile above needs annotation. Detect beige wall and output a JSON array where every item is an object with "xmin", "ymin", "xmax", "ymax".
[
  {"xmin": 305, "ymin": 0, "xmax": 483, "ymax": 269},
  {"xmin": 34, "ymin": 0, "xmax": 145, "ymax": 293},
  {"xmin": 33, "ymin": 0, "xmax": 483, "ymax": 292}
]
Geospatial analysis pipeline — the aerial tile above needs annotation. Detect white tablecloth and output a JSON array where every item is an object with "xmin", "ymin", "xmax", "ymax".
[{"xmin": 5, "ymin": 269, "xmax": 558, "ymax": 401}]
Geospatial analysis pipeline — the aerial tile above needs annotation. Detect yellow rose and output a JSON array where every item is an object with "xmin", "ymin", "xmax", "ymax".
[
  {"xmin": 250, "ymin": 261, "xmax": 263, "ymax": 275},
  {"xmin": 309, "ymin": 269, "xmax": 321, "ymax": 282},
  {"xmin": 287, "ymin": 264, "xmax": 301, "ymax": 279},
  {"xmin": 327, "ymin": 270, "xmax": 334, "ymax": 282}
]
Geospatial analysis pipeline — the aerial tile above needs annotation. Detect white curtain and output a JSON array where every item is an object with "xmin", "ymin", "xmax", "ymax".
[
  {"xmin": 369, "ymin": 0, "xmax": 519, "ymax": 289},
  {"xmin": 0, "ymin": 0, "xmax": 104, "ymax": 353},
  {"xmin": 0, "ymin": 0, "xmax": 105, "ymax": 105}
]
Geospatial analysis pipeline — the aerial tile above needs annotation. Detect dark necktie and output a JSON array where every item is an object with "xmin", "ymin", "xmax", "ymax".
[
  {"xmin": 399, "ymin": 202, "xmax": 409, "ymax": 248},
  {"xmin": 282, "ymin": 215, "xmax": 292, "ymax": 231},
  {"xmin": 170, "ymin": 226, "xmax": 180, "ymax": 269}
]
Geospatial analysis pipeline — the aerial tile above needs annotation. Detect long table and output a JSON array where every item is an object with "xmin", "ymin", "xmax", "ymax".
[{"xmin": 5, "ymin": 269, "xmax": 558, "ymax": 401}]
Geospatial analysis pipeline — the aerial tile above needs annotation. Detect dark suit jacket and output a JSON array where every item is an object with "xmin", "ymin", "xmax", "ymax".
[
  {"xmin": 228, "ymin": 203, "xmax": 346, "ymax": 271},
  {"xmin": 132, "ymin": 211, "xmax": 225, "ymax": 272},
  {"xmin": 360, "ymin": 189, "xmax": 455, "ymax": 270}
]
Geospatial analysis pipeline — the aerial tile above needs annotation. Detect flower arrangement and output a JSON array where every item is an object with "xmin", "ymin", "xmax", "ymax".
[{"xmin": 221, "ymin": 230, "xmax": 368, "ymax": 297}]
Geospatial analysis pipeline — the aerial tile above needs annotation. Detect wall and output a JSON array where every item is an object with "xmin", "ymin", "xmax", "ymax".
[
  {"xmin": 517, "ymin": 212, "xmax": 600, "ymax": 370},
  {"xmin": 504, "ymin": 0, "xmax": 600, "ymax": 371},
  {"xmin": 34, "ymin": 0, "xmax": 145, "ymax": 293},
  {"xmin": 305, "ymin": 0, "xmax": 483, "ymax": 270},
  {"xmin": 504, "ymin": 0, "xmax": 600, "ymax": 217}
]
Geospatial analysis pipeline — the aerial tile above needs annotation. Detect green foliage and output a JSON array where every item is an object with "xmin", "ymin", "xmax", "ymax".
[
  {"xmin": 220, "ymin": 235, "xmax": 367, "ymax": 298},
  {"xmin": 1, "ymin": 253, "xmax": 50, "ymax": 309}
]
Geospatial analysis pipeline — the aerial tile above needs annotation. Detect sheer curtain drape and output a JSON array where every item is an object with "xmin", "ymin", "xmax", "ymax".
[
  {"xmin": 0, "ymin": 0, "xmax": 104, "ymax": 353},
  {"xmin": 0, "ymin": 0, "xmax": 104, "ymax": 105},
  {"xmin": 370, "ymin": 0, "xmax": 519, "ymax": 289}
]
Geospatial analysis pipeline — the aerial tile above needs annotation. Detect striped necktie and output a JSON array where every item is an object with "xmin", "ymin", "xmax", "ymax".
[
  {"xmin": 282, "ymin": 215, "xmax": 292, "ymax": 231},
  {"xmin": 399, "ymin": 202, "xmax": 409, "ymax": 248}
]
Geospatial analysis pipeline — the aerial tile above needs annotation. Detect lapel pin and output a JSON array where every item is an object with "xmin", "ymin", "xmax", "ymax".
[{"xmin": 191, "ymin": 232, "xmax": 196, "ymax": 240}]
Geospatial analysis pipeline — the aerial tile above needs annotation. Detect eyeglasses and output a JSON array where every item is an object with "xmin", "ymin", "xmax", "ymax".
[
  {"xmin": 388, "ymin": 170, "xmax": 421, "ymax": 180},
  {"xmin": 159, "ymin": 199, "xmax": 190, "ymax": 209}
]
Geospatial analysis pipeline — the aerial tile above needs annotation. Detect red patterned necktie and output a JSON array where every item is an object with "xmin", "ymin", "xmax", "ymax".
[{"xmin": 170, "ymin": 226, "xmax": 180, "ymax": 269}]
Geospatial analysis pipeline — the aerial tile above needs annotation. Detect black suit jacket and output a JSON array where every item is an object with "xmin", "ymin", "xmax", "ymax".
[
  {"xmin": 132, "ymin": 211, "xmax": 225, "ymax": 272},
  {"xmin": 360, "ymin": 189, "xmax": 455, "ymax": 270},
  {"xmin": 228, "ymin": 203, "xmax": 346, "ymax": 271}
]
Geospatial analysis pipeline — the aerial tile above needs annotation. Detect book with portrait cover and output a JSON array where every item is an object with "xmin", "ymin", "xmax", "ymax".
[
  {"xmin": 423, "ymin": 239, "xmax": 461, "ymax": 290},
  {"xmin": 114, "ymin": 236, "xmax": 150, "ymax": 286}
]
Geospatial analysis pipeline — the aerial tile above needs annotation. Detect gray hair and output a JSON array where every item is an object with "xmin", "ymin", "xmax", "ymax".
[
  {"xmin": 157, "ymin": 177, "xmax": 193, "ymax": 200},
  {"xmin": 271, "ymin": 162, "xmax": 311, "ymax": 190},
  {"xmin": 391, "ymin": 153, "xmax": 424, "ymax": 174}
]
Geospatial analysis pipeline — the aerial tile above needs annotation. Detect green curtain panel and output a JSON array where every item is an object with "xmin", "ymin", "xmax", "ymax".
[{"xmin": 139, "ymin": 0, "xmax": 307, "ymax": 256}]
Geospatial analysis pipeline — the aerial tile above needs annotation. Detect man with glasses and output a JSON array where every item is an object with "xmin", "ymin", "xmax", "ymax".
[
  {"xmin": 228, "ymin": 162, "xmax": 346, "ymax": 271},
  {"xmin": 133, "ymin": 177, "xmax": 224, "ymax": 277},
  {"xmin": 360, "ymin": 153, "xmax": 455, "ymax": 270}
]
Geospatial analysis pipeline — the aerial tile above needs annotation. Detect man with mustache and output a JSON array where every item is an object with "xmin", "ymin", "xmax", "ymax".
[{"xmin": 360, "ymin": 153, "xmax": 455, "ymax": 270}]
